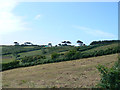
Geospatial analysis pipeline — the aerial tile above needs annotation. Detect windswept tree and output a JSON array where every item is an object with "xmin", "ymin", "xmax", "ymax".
[
  {"xmin": 66, "ymin": 41, "xmax": 71, "ymax": 45},
  {"xmin": 62, "ymin": 41, "xmax": 71, "ymax": 46},
  {"xmin": 77, "ymin": 40, "xmax": 83, "ymax": 46},
  {"xmin": 58, "ymin": 43, "xmax": 62, "ymax": 46},
  {"xmin": 62, "ymin": 41, "xmax": 67, "ymax": 46},
  {"xmin": 24, "ymin": 42, "xmax": 33, "ymax": 45},
  {"xmin": 62, "ymin": 41, "xmax": 67, "ymax": 44},
  {"xmin": 14, "ymin": 42, "xmax": 19, "ymax": 46}
]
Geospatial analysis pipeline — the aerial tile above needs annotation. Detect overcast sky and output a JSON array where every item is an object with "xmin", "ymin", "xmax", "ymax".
[{"xmin": 0, "ymin": 0, "xmax": 118, "ymax": 45}]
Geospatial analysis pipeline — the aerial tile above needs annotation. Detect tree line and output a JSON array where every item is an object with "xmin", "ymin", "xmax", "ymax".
[{"xmin": 90, "ymin": 40, "xmax": 120, "ymax": 45}]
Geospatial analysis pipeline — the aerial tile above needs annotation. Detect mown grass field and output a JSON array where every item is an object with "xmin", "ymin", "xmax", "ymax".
[{"xmin": 2, "ymin": 54, "xmax": 118, "ymax": 88}]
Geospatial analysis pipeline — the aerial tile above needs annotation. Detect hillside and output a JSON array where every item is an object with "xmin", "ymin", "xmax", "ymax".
[
  {"xmin": 2, "ymin": 54, "xmax": 118, "ymax": 88},
  {"xmin": 1, "ymin": 46, "xmax": 75, "ymax": 64},
  {"xmin": 1, "ymin": 42, "xmax": 119, "ymax": 71}
]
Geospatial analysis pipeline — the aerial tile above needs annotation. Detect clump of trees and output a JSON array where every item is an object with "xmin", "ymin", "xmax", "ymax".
[
  {"xmin": 77, "ymin": 40, "xmax": 83, "ymax": 46},
  {"xmin": 61, "ymin": 41, "xmax": 71, "ymax": 46}
]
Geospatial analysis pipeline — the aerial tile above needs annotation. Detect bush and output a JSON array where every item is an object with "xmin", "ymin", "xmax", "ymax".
[
  {"xmin": 51, "ymin": 53, "xmax": 60, "ymax": 59},
  {"xmin": 97, "ymin": 59, "xmax": 120, "ymax": 88},
  {"xmin": 64, "ymin": 50, "xmax": 76, "ymax": 59},
  {"xmin": 21, "ymin": 55, "xmax": 46, "ymax": 63},
  {"xmin": 41, "ymin": 49, "xmax": 47, "ymax": 54}
]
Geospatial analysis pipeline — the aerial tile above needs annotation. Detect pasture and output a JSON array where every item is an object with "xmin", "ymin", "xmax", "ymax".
[{"xmin": 2, "ymin": 54, "xmax": 118, "ymax": 88}]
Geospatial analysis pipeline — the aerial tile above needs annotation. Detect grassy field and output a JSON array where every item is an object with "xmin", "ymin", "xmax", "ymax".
[
  {"xmin": 19, "ymin": 50, "xmax": 42, "ymax": 57},
  {"xmin": 2, "ymin": 54, "xmax": 118, "ymax": 88},
  {"xmin": 2, "ymin": 55, "xmax": 14, "ymax": 64},
  {"xmin": 83, "ymin": 43, "xmax": 118, "ymax": 53}
]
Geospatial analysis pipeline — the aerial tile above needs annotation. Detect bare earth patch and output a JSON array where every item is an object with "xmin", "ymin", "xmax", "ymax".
[{"xmin": 2, "ymin": 54, "xmax": 118, "ymax": 88}]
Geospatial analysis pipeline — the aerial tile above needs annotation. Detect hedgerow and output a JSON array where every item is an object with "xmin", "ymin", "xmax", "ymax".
[{"xmin": 1, "ymin": 43, "xmax": 120, "ymax": 71}]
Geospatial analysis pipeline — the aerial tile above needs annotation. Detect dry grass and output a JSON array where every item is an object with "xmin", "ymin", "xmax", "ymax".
[{"xmin": 2, "ymin": 54, "xmax": 118, "ymax": 88}]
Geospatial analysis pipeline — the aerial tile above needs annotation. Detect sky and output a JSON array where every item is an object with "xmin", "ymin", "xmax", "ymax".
[{"xmin": 0, "ymin": 0, "xmax": 118, "ymax": 45}]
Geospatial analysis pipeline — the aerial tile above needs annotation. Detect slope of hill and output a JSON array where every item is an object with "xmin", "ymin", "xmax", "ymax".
[
  {"xmin": 83, "ymin": 43, "xmax": 118, "ymax": 53},
  {"xmin": 1, "ymin": 46, "xmax": 75, "ymax": 64},
  {"xmin": 2, "ymin": 54, "xmax": 118, "ymax": 88},
  {"xmin": 1, "ymin": 42, "xmax": 119, "ymax": 71}
]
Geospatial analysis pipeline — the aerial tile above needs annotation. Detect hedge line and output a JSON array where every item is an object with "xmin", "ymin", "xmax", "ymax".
[
  {"xmin": 1, "ymin": 45, "xmax": 120, "ymax": 71},
  {"xmin": 1, "ymin": 60, "xmax": 20, "ymax": 71},
  {"xmin": 63, "ymin": 46, "xmax": 120, "ymax": 60}
]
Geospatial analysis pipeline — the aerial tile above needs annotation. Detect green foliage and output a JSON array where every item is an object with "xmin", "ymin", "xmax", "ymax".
[
  {"xmin": 75, "ymin": 44, "xmax": 100, "ymax": 52},
  {"xmin": 90, "ymin": 40, "xmax": 120, "ymax": 45},
  {"xmin": 12, "ymin": 52, "xmax": 21, "ymax": 60},
  {"xmin": 20, "ymin": 43, "xmax": 119, "ymax": 70},
  {"xmin": 1, "ymin": 60, "xmax": 20, "ymax": 71},
  {"xmin": 64, "ymin": 50, "xmax": 76, "ymax": 60},
  {"xmin": 21, "ymin": 55, "xmax": 46, "ymax": 63},
  {"xmin": 2, "ymin": 42, "xmax": 119, "ymax": 71},
  {"xmin": 97, "ymin": 59, "xmax": 120, "ymax": 89},
  {"xmin": 1, "ymin": 55, "xmax": 47, "ymax": 71},
  {"xmin": 51, "ymin": 53, "xmax": 60, "ymax": 59},
  {"xmin": 41, "ymin": 48, "xmax": 47, "ymax": 54},
  {"xmin": 60, "ymin": 45, "xmax": 119, "ymax": 61}
]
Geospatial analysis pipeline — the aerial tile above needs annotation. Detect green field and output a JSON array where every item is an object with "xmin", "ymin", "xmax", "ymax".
[
  {"xmin": 83, "ymin": 43, "xmax": 118, "ymax": 53},
  {"xmin": 2, "ymin": 55, "xmax": 14, "ymax": 64}
]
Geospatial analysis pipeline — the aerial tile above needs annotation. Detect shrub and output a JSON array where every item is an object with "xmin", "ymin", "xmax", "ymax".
[
  {"xmin": 64, "ymin": 50, "xmax": 76, "ymax": 59},
  {"xmin": 21, "ymin": 55, "xmax": 46, "ymax": 63},
  {"xmin": 51, "ymin": 53, "xmax": 60, "ymax": 59},
  {"xmin": 41, "ymin": 49, "xmax": 47, "ymax": 54},
  {"xmin": 97, "ymin": 59, "xmax": 120, "ymax": 88}
]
